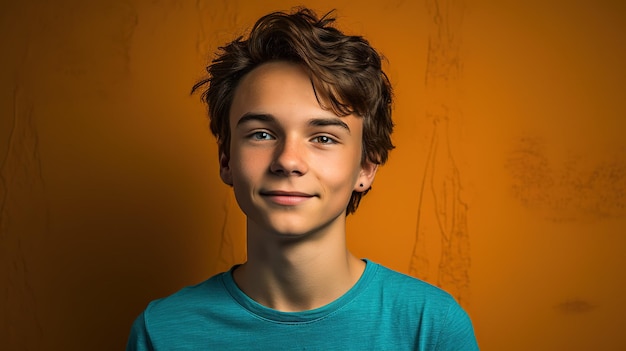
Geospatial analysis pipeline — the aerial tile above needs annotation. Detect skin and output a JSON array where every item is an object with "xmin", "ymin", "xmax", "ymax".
[{"xmin": 220, "ymin": 61, "xmax": 378, "ymax": 312}]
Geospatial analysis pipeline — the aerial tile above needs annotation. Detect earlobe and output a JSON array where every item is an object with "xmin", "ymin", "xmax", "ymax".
[
  {"xmin": 219, "ymin": 153, "xmax": 233, "ymax": 186},
  {"xmin": 355, "ymin": 161, "xmax": 378, "ymax": 192}
]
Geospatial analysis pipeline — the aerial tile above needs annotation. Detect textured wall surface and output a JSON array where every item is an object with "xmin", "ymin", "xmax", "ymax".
[{"xmin": 1, "ymin": 0, "xmax": 625, "ymax": 350}]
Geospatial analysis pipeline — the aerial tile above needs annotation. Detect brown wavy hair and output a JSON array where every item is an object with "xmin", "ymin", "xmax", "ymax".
[{"xmin": 192, "ymin": 7, "xmax": 394, "ymax": 214}]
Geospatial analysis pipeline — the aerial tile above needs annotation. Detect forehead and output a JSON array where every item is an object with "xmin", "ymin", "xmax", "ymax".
[
  {"xmin": 237, "ymin": 61, "xmax": 310, "ymax": 90},
  {"xmin": 230, "ymin": 61, "xmax": 319, "ymax": 117},
  {"xmin": 228, "ymin": 60, "xmax": 363, "ymax": 136}
]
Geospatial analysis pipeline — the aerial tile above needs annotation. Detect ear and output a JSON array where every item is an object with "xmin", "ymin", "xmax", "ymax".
[
  {"xmin": 219, "ymin": 152, "xmax": 233, "ymax": 186},
  {"xmin": 354, "ymin": 160, "xmax": 378, "ymax": 192}
]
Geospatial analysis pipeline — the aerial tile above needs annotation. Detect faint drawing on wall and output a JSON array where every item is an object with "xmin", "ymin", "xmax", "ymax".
[
  {"xmin": 507, "ymin": 135, "xmax": 626, "ymax": 222},
  {"xmin": 1, "ymin": 88, "xmax": 48, "ymax": 349},
  {"xmin": 409, "ymin": 0, "xmax": 472, "ymax": 307}
]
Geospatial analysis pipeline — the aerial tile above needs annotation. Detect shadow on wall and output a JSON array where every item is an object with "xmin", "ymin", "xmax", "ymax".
[
  {"xmin": 0, "ymin": 0, "xmax": 246, "ymax": 348},
  {"xmin": 0, "ymin": 105, "xmax": 225, "ymax": 349}
]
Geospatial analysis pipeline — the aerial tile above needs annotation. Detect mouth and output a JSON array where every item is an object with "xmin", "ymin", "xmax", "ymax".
[{"xmin": 260, "ymin": 190, "xmax": 316, "ymax": 206}]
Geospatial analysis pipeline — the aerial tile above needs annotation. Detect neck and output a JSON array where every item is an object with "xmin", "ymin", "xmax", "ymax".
[{"xmin": 233, "ymin": 220, "xmax": 365, "ymax": 312}]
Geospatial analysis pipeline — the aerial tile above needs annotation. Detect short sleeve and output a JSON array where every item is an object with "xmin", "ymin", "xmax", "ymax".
[
  {"xmin": 435, "ymin": 302, "xmax": 479, "ymax": 351},
  {"xmin": 126, "ymin": 311, "xmax": 154, "ymax": 351}
]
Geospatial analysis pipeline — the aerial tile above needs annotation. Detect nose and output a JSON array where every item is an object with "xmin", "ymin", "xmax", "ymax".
[{"xmin": 269, "ymin": 137, "xmax": 308, "ymax": 176}]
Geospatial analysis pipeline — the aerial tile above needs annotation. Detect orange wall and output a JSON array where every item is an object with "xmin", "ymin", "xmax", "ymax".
[{"xmin": 2, "ymin": 0, "xmax": 625, "ymax": 350}]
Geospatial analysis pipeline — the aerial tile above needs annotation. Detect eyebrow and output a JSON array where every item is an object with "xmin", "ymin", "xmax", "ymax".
[
  {"xmin": 308, "ymin": 117, "xmax": 351, "ymax": 133},
  {"xmin": 236, "ymin": 113, "xmax": 275, "ymax": 127},
  {"xmin": 236, "ymin": 113, "xmax": 351, "ymax": 133}
]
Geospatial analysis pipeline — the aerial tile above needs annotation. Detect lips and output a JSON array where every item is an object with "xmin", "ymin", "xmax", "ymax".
[{"xmin": 260, "ymin": 190, "xmax": 315, "ymax": 206}]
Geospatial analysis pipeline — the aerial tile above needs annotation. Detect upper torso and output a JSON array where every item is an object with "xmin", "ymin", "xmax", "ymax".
[{"xmin": 127, "ymin": 260, "xmax": 479, "ymax": 351}]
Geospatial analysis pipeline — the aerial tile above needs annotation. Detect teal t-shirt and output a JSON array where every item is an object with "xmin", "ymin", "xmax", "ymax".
[{"xmin": 127, "ymin": 260, "xmax": 478, "ymax": 350}]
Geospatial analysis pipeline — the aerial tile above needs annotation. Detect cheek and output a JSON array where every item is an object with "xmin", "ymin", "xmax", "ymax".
[
  {"xmin": 315, "ymin": 153, "xmax": 362, "ymax": 187},
  {"xmin": 231, "ymin": 146, "xmax": 267, "ymax": 175}
]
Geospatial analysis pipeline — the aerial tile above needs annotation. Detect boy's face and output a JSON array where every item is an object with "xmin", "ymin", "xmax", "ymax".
[{"xmin": 220, "ymin": 61, "xmax": 377, "ymax": 238}]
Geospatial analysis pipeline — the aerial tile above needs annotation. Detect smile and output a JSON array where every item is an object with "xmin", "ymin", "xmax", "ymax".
[{"xmin": 260, "ymin": 190, "xmax": 316, "ymax": 206}]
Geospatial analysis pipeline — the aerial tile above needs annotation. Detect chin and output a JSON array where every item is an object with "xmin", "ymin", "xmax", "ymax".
[
  {"xmin": 246, "ymin": 205, "xmax": 346, "ymax": 239},
  {"xmin": 266, "ymin": 222, "xmax": 315, "ymax": 238},
  {"xmin": 251, "ymin": 216, "xmax": 320, "ymax": 239}
]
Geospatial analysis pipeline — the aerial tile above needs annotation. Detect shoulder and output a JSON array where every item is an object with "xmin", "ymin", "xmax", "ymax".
[
  {"xmin": 141, "ymin": 271, "xmax": 230, "ymax": 326},
  {"xmin": 126, "ymin": 272, "xmax": 232, "ymax": 350},
  {"xmin": 127, "ymin": 271, "xmax": 240, "ymax": 349},
  {"xmin": 367, "ymin": 261, "xmax": 457, "ymax": 305},
  {"xmin": 134, "ymin": 272, "xmax": 235, "ymax": 334},
  {"xmin": 364, "ymin": 261, "xmax": 479, "ymax": 350},
  {"xmin": 370, "ymin": 261, "xmax": 470, "ymax": 317}
]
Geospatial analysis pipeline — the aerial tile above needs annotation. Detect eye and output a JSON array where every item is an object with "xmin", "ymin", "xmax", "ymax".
[
  {"xmin": 312, "ymin": 135, "xmax": 337, "ymax": 144},
  {"xmin": 250, "ymin": 131, "xmax": 274, "ymax": 140}
]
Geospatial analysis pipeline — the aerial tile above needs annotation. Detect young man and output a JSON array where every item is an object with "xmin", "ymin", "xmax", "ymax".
[{"xmin": 127, "ymin": 8, "xmax": 478, "ymax": 350}]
